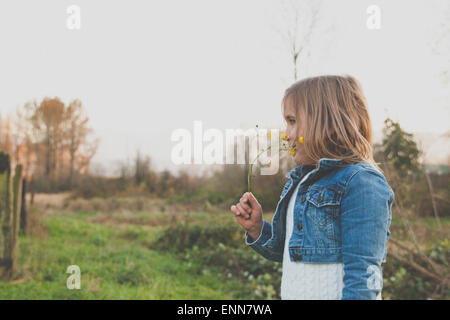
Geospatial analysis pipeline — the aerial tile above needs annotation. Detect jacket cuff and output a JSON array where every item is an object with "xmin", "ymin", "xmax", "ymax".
[{"xmin": 245, "ymin": 220, "xmax": 272, "ymax": 246}]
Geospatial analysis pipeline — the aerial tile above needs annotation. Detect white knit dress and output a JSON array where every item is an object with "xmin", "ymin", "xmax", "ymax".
[
  {"xmin": 280, "ymin": 178, "xmax": 383, "ymax": 300},
  {"xmin": 281, "ymin": 180, "xmax": 345, "ymax": 300}
]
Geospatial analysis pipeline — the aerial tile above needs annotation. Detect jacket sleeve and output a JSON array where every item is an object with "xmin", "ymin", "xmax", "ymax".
[
  {"xmin": 244, "ymin": 220, "xmax": 283, "ymax": 262},
  {"xmin": 340, "ymin": 168, "xmax": 394, "ymax": 300},
  {"xmin": 243, "ymin": 179, "xmax": 293, "ymax": 262}
]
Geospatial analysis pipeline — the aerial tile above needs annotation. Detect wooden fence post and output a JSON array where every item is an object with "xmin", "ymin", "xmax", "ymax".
[
  {"xmin": 11, "ymin": 165, "xmax": 23, "ymax": 275},
  {"xmin": 0, "ymin": 152, "xmax": 23, "ymax": 281},
  {"xmin": 20, "ymin": 178, "xmax": 27, "ymax": 235},
  {"xmin": 0, "ymin": 152, "xmax": 12, "ymax": 280}
]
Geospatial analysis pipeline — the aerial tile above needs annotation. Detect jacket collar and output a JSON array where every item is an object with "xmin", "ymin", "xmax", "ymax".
[
  {"xmin": 285, "ymin": 163, "xmax": 317, "ymax": 181},
  {"xmin": 285, "ymin": 152, "xmax": 352, "ymax": 181}
]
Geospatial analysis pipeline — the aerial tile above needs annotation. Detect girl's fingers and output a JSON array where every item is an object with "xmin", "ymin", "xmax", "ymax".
[
  {"xmin": 231, "ymin": 204, "xmax": 245, "ymax": 218},
  {"xmin": 230, "ymin": 205, "xmax": 240, "ymax": 216},
  {"xmin": 246, "ymin": 192, "xmax": 260, "ymax": 208},
  {"xmin": 239, "ymin": 196, "xmax": 252, "ymax": 213},
  {"xmin": 236, "ymin": 203, "xmax": 249, "ymax": 219}
]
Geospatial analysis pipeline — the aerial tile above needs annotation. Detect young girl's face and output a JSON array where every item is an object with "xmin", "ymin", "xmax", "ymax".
[{"xmin": 283, "ymin": 99, "xmax": 316, "ymax": 166}]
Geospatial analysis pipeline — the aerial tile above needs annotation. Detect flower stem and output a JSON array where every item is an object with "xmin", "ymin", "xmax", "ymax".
[
  {"xmin": 248, "ymin": 147, "xmax": 271, "ymax": 193},
  {"xmin": 247, "ymin": 145, "xmax": 290, "ymax": 192}
]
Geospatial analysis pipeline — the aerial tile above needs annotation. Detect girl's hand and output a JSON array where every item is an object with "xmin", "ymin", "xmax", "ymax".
[{"xmin": 230, "ymin": 192, "xmax": 263, "ymax": 240}]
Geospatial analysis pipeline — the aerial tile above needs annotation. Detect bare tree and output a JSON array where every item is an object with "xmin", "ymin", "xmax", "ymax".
[
  {"xmin": 276, "ymin": 0, "xmax": 323, "ymax": 82},
  {"xmin": 14, "ymin": 107, "xmax": 35, "ymax": 179},
  {"xmin": 26, "ymin": 97, "xmax": 66, "ymax": 178},
  {"xmin": 134, "ymin": 149, "xmax": 151, "ymax": 186},
  {"xmin": 65, "ymin": 99, "xmax": 93, "ymax": 186},
  {"xmin": 15, "ymin": 97, "xmax": 98, "ymax": 189},
  {"xmin": 76, "ymin": 136, "xmax": 99, "ymax": 176},
  {"xmin": 0, "ymin": 115, "xmax": 13, "ymax": 156}
]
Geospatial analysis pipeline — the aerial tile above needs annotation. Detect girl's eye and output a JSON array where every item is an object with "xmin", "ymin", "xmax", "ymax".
[{"xmin": 289, "ymin": 119, "xmax": 296, "ymax": 125}]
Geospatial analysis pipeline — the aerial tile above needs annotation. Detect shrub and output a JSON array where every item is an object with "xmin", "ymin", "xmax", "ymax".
[
  {"xmin": 383, "ymin": 239, "xmax": 450, "ymax": 299},
  {"xmin": 150, "ymin": 222, "xmax": 242, "ymax": 252},
  {"xmin": 150, "ymin": 222, "xmax": 282, "ymax": 299}
]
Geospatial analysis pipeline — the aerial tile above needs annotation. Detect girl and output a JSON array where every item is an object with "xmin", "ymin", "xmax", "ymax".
[{"xmin": 230, "ymin": 75, "xmax": 394, "ymax": 300}]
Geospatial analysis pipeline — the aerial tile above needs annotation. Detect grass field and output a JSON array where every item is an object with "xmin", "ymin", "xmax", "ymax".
[
  {"xmin": 0, "ymin": 194, "xmax": 448, "ymax": 299},
  {"xmin": 0, "ymin": 206, "xmax": 253, "ymax": 299}
]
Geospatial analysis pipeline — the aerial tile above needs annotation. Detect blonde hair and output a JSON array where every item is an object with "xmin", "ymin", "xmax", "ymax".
[{"xmin": 281, "ymin": 74, "xmax": 382, "ymax": 173}]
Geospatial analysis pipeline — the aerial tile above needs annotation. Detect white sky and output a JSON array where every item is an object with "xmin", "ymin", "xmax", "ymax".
[{"xmin": 0, "ymin": 0, "xmax": 448, "ymax": 174}]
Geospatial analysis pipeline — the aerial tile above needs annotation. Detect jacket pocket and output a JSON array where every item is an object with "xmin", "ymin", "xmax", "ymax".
[{"xmin": 306, "ymin": 185, "xmax": 343, "ymax": 245}]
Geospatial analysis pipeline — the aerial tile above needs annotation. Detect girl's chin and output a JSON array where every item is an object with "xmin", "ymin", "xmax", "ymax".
[
  {"xmin": 293, "ymin": 155, "xmax": 307, "ymax": 164},
  {"xmin": 293, "ymin": 156, "xmax": 303, "ymax": 164}
]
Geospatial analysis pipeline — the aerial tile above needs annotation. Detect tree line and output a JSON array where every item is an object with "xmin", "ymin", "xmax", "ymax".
[{"xmin": 0, "ymin": 97, "xmax": 98, "ymax": 192}]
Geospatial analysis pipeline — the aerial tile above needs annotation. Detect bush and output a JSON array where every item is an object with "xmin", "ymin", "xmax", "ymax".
[
  {"xmin": 182, "ymin": 243, "xmax": 282, "ymax": 299},
  {"xmin": 150, "ymin": 222, "xmax": 242, "ymax": 252},
  {"xmin": 383, "ymin": 240, "xmax": 450, "ymax": 300},
  {"xmin": 74, "ymin": 176, "xmax": 128, "ymax": 198},
  {"xmin": 150, "ymin": 222, "xmax": 282, "ymax": 299}
]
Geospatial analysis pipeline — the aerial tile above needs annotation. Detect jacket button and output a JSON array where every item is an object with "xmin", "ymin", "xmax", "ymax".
[
  {"xmin": 301, "ymin": 197, "xmax": 306, "ymax": 203},
  {"xmin": 294, "ymin": 254, "xmax": 302, "ymax": 261},
  {"xmin": 297, "ymin": 223, "xmax": 303, "ymax": 230}
]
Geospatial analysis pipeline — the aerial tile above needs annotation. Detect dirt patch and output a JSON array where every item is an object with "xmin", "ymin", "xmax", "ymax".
[{"xmin": 27, "ymin": 192, "xmax": 72, "ymax": 210}]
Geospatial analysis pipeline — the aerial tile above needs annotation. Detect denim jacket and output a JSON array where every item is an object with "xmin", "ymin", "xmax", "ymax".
[{"xmin": 245, "ymin": 158, "xmax": 395, "ymax": 300}]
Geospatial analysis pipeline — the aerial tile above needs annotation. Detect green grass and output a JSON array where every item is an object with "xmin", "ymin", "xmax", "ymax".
[
  {"xmin": 2, "ymin": 203, "xmax": 447, "ymax": 300},
  {"xmin": 0, "ymin": 210, "xmax": 248, "ymax": 299}
]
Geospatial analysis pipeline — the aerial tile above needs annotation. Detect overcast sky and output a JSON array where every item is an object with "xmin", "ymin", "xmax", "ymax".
[{"xmin": 0, "ymin": 0, "xmax": 448, "ymax": 175}]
